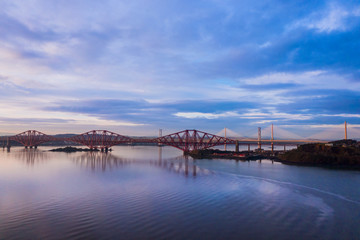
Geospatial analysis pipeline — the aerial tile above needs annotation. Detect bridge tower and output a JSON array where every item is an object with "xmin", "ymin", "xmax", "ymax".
[
  {"xmin": 345, "ymin": 121, "xmax": 347, "ymax": 140},
  {"xmin": 224, "ymin": 127, "xmax": 227, "ymax": 151},
  {"xmin": 257, "ymin": 127, "xmax": 261, "ymax": 151},
  {"xmin": 158, "ymin": 129, "xmax": 163, "ymax": 146},
  {"xmin": 271, "ymin": 124, "xmax": 274, "ymax": 153},
  {"xmin": 6, "ymin": 137, "xmax": 11, "ymax": 151}
]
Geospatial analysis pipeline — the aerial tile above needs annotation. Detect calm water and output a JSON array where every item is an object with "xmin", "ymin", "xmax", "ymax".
[{"xmin": 0, "ymin": 146, "xmax": 359, "ymax": 240}]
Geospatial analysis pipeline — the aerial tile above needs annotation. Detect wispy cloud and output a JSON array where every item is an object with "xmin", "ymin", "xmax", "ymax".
[
  {"xmin": 290, "ymin": 2, "xmax": 360, "ymax": 33},
  {"xmin": 174, "ymin": 109, "xmax": 313, "ymax": 121},
  {"xmin": 174, "ymin": 111, "xmax": 240, "ymax": 119},
  {"xmin": 0, "ymin": 0, "xmax": 359, "ymax": 137}
]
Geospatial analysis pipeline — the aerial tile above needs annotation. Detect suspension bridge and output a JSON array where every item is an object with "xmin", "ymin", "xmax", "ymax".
[{"xmin": 1, "ymin": 122, "xmax": 356, "ymax": 152}]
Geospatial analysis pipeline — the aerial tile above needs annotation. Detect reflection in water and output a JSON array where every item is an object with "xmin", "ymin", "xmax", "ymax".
[
  {"xmin": 12, "ymin": 148, "xmax": 49, "ymax": 166},
  {"xmin": 73, "ymin": 151, "xmax": 131, "ymax": 171},
  {"xmin": 72, "ymin": 148, "xmax": 211, "ymax": 177},
  {"xmin": 1, "ymin": 146, "xmax": 360, "ymax": 240}
]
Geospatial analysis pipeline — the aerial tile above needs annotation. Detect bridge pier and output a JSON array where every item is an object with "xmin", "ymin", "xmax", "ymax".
[
  {"xmin": 284, "ymin": 145, "xmax": 286, "ymax": 151},
  {"xmin": 248, "ymin": 144, "xmax": 250, "ymax": 152},
  {"xmin": 235, "ymin": 141, "xmax": 239, "ymax": 153},
  {"xmin": 100, "ymin": 147, "xmax": 110, "ymax": 152},
  {"xmin": 271, "ymin": 123, "xmax": 274, "ymax": 153},
  {"xmin": 257, "ymin": 127, "xmax": 261, "ymax": 151},
  {"xmin": 6, "ymin": 137, "xmax": 11, "ymax": 151}
]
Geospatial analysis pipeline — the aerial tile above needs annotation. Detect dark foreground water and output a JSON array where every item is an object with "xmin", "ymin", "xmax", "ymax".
[{"xmin": 0, "ymin": 146, "xmax": 359, "ymax": 240}]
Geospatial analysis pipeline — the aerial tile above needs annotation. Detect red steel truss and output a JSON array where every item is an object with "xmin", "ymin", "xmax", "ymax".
[
  {"xmin": 155, "ymin": 129, "xmax": 235, "ymax": 152},
  {"xmin": 68, "ymin": 130, "xmax": 133, "ymax": 149},
  {"xmin": 9, "ymin": 129, "xmax": 235, "ymax": 151},
  {"xmin": 11, "ymin": 130, "xmax": 57, "ymax": 147}
]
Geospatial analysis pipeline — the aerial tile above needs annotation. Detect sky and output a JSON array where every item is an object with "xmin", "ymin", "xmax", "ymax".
[{"xmin": 0, "ymin": 0, "xmax": 360, "ymax": 139}]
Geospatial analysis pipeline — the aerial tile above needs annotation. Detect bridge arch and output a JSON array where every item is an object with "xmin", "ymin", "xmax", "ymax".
[
  {"xmin": 68, "ymin": 130, "xmax": 134, "ymax": 150},
  {"xmin": 155, "ymin": 129, "xmax": 236, "ymax": 152},
  {"xmin": 10, "ymin": 130, "xmax": 57, "ymax": 148}
]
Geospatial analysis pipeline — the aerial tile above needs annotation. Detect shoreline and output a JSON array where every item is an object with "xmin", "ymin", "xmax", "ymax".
[{"xmin": 187, "ymin": 147, "xmax": 360, "ymax": 170}]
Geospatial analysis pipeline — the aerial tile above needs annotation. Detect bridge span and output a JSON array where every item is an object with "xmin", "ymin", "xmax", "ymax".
[{"xmin": 2, "ymin": 129, "xmax": 328, "ymax": 152}]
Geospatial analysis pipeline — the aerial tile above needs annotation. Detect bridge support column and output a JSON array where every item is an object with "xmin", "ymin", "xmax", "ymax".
[
  {"xmin": 257, "ymin": 127, "xmax": 261, "ymax": 151},
  {"xmin": 235, "ymin": 141, "xmax": 239, "ymax": 153},
  {"xmin": 271, "ymin": 123, "xmax": 274, "ymax": 153},
  {"xmin": 224, "ymin": 127, "xmax": 227, "ymax": 151},
  {"xmin": 284, "ymin": 145, "xmax": 286, "ymax": 151},
  {"xmin": 345, "ymin": 121, "xmax": 347, "ymax": 140},
  {"xmin": 6, "ymin": 137, "xmax": 11, "ymax": 151},
  {"xmin": 248, "ymin": 144, "xmax": 250, "ymax": 152},
  {"xmin": 158, "ymin": 129, "xmax": 162, "ymax": 146}
]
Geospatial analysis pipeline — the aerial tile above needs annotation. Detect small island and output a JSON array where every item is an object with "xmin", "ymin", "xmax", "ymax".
[
  {"xmin": 49, "ymin": 146, "xmax": 100, "ymax": 152},
  {"xmin": 279, "ymin": 140, "xmax": 360, "ymax": 169}
]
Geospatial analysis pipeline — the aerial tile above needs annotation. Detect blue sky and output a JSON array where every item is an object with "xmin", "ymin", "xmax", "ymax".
[{"xmin": 0, "ymin": 0, "xmax": 360, "ymax": 139}]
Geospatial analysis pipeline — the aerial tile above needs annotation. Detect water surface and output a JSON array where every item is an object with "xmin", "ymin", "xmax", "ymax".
[{"xmin": 0, "ymin": 146, "xmax": 359, "ymax": 240}]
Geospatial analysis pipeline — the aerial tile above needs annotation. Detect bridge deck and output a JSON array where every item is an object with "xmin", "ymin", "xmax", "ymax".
[{"xmin": 3, "ymin": 129, "xmax": 329, "ymax": 151}]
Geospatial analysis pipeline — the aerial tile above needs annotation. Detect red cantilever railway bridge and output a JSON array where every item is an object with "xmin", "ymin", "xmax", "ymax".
[
  {"xmin": 6, "ymin": 129, "xmax": 236, "ymax": 152},
  {"xmin": 5, "ymin": 129, "xmax": 327, "ymax": 152}
]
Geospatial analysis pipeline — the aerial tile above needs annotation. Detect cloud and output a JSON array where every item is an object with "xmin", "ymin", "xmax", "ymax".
[
  {"xmin": 174, "ymin": 109, "xmax": 313, "ymax": 121},
  {"xmin": 320, "ymin": 114, "xmax": 360, "ymax": 118},
  {"xmin": 290, "ymin": 2, "xmax": 360, "ymax": 33},
  {"xmin": 0, "ymin": 0, "xmax": 359, "ymax": 137},
  {"xmin": 174, "ymin": 111, "xmax": 240, "ymax": 119}
]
